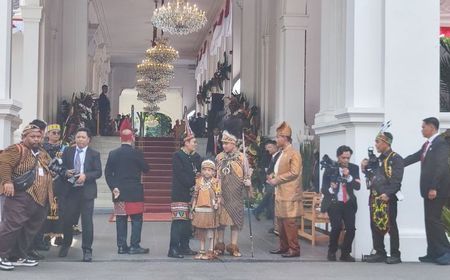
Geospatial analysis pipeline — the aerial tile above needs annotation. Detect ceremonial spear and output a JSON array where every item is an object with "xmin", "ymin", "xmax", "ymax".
[{"xmin": 242, "ymin": 132, "xmax": 254, "ymax": 258}]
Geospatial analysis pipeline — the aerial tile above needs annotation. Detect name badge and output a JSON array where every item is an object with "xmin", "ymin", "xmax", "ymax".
[{"xmin": 38, "ymin": 167, "xmax": 44, "ymax": 177}]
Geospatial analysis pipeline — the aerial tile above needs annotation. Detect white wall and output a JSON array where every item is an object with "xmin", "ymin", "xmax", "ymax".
[
  {"xmin": 171, "ymin": 65, "xmax": 197, "ymax": 111},
  {"xmin": 110, "ymin": 63, "xmax": 137, "ymax": 116}
]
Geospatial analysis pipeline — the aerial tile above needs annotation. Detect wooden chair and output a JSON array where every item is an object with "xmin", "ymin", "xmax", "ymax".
[{"xmin": 298, "ymin": 192, "xmax": 330, "ymax": 246}]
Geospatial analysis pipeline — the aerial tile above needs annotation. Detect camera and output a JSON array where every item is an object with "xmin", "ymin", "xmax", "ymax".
[
  {"xmin": 362, "ymin": 147, "xmax": 379, "ymax": 179},
  {"xmin": 320, "ymin": 154, "xmax": 345, "ymax": 184}
]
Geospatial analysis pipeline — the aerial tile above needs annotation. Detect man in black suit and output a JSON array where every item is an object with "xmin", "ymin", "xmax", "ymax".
[
  {"xmin": 167, "ymin": 132, "xmax": 202, "ymax": 258},
  {"xmin": 206, "ymin": 127, "xmax": 223, "ymax": 158},
  {"xmin": 404, "ymin": 117, "xmax": 450, "ymax": 265},
  {"xmin": 321, "ymin": 146, "xmax": 360, "ymax": 262},
  {"xmin": 58, "ymin": 128, "xmax": 102, "ymax": 262},
  {"xmin": 105, "ymin": 129, "xmax": 150, "ymax": 255},
  {"xmin": 254, "ymin": 140, "xmax": 281, "ymax": 222}
]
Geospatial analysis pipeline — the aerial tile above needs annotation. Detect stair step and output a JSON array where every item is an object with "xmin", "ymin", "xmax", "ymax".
[
  {"xmin": 145, "ymin": 170, "xmax": 173, "ymax": 177},
  {"xmin": 145, "ymin": 158, "xmax": 173, "ymax": 164},
  {"xmin": 144, "ymin": 197, "xmax": 171, "ymax": 204},
  {"xmin": 143, "ymin": 152, "xmax": 175, "ymax": 158},
  {"xmin": 139, "ymin": 146, "xmax": 176, "ymax": 152},
  {"xmin": 144, "ymin": 188, "xmax": 171, "ymax": 195},
  {"xmin": 142, "ymin": 176, "xmax": 172, "ymax": 183},
  {"xmin": 144, "ymin": 203, "xmax": 171, "ymax": 213}
]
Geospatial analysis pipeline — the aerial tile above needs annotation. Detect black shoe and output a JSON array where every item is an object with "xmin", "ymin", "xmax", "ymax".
[
  {"xmin": 27, "ymin": 250, "xmax": 45, "ymax": 260},
  {"xmin": 129, "ymin": 247, "xmax": 149, "ymax": 255},
  {"xmin": 83, "ymin": 251, "xmax": 92, "ymax": 262},
  {"xmin": 11, "ymin": 258, "xmax": 39, "ymax": 267},
  {"xmin": 365, "ymin": 253, "xmax": 387, "ymax": 263},
  {"xmin": 167, "ymin": 248, "xmax": 184, "ymax": 258},
  {"xmin": 385, "ymin": 256, "xmax": 402, "ymax": 264},
  {"xmin": 180, "ymin": 248, "xmax": 197, "ymax": 255},
  {"xmin": 327, "ymin": 252, "xmax": 337, "ymax": 261},
  {"xmin": 270, "ymin": 248, "xmax": 288, "ymax": 254},
  {"xmin": 418, "ymin": 255, "xmax": 435, "ymax": 263},
  {"xmin": 340, "ymin": 254, "xmax": 355, "ymax": 262},
  {"xmin": 435, "ymin": 253, "xmax": 450, "ymax": 265},
  {"xmin": 253, "ymin": 210, "xmax": 261, "ymax": 221},
  {"xmin": 0, "ymin": 257, "xmax": 14, "ymax": 271},
  {"xmin": 58, "ymin": 246, "xmax": 70, "ymax": 258},
  {"xmin": 118, "ymin": 246, "xmax": 129, "ymax": 254}
]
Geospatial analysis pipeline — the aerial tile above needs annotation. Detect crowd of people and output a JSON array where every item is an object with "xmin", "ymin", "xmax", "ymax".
[{"xmin": 0, "ymin": 115, "xmax": 449, "ymax": 272}]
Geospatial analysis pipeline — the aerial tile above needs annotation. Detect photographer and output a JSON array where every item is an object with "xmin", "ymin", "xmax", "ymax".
[
  {"xmin": 361, "ymin": 132, "xmax": 404, "ymax": 265},
  {"xmin": 321, "ymin": 146, "xmax": 360, "ymax": 262}
]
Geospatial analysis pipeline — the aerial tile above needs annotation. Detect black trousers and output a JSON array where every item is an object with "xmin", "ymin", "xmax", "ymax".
[
  {"xmin": 424, "ymin": 198, "xmax": 450, "ymax": 258},
  {"xmin": 116, "ymin": 214, "xmax": 143, "ymax": 249},
  {"xmin": 370, "ymin": 200, "xmax": 400, "ymax": 257},
  {"xmin": 254, "ymin": 184, "xmax": 275, "ymax": 219},
  {"xmin": 327, "ymin": 201, "xmax": 356, "ymax": 255},
  {"xmin": 62, "ymin": 189, "xmax": 94, "ymax": 252},
  {"xmin": 0, "ymin": 192, "xmax": 47, "ymax": 258},
  {"xmin": 169, "ymin": 220, "xmax": 192, "ymax": 251}
]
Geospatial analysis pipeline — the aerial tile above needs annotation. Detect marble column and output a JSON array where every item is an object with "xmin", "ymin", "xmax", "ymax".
[
  {"xmin": 0, "ymin": 0, "xmax": 22, "ymax": 148},
  {"xmin": 20, "ymin": 0, "xmax": 42, "ymax": 123}
]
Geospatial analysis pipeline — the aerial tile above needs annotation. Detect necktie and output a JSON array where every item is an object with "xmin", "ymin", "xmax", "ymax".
[
  {"xmin": 75, "ymin": 149, "xmax": 83, "ymax": 173},
  {"xmin": 421, "ymin": 141, "xmax": 430, "ymax": 162},
  {"xmin": 214, "ymin": 137, "xmax": 218, "ymax": 155},
  {"xmin": 342, "ymin": 183, "xmax": 348, "ymax": 203}
]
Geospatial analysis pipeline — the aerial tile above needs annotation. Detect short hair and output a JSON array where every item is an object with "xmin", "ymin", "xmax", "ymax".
[
  {"xmin": 102, "ymin": 84, "xmax": 108, "ymax": 89},
  {"xmin": 30, "ymin": 119, "xmax": 47, "ymax": 131},
  {"xmin": 336, "ymin": 145, "xmax": 353, "ymax": 157},
  {"xmin": 76, "ymin": 127, "xmax": 92, "ymax": 138},
  {"xmin": 265, "ymin": 140, "xmax": 277, "ymax": 146},
  {"xmin": 423, "ymin": 117, "xmax": 440, "ymax": 130}
]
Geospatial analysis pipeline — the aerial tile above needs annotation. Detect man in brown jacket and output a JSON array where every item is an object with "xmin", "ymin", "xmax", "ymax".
[
  {"xmin": 0, "ymin": 124, "xmax": 54, "ymax": 271},
  {"xmin": 267, "ymin": 122, "xmax": 303, "ymax": 258}
]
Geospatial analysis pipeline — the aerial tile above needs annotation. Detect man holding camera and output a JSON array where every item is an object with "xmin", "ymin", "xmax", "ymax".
[
  {"xmin": 362, "ymin": 132, "xmax": 404, "ymax": 264},
  {"xmin": 321, "ymin": 146, "xmax": 360, "ymax": 262},
  {"xmin": 58, "ymin": 128, "xmax": 102, "ymax": 262}
]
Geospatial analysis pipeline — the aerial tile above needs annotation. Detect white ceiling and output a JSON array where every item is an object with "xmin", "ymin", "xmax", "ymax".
[{"xmin": 95, "ymin": 0, "xmax": 224, "ymax": 64}]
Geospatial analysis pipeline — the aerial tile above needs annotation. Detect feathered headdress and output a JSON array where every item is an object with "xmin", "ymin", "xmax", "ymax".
[{"xmin": 376, "ymin": 120, "xmax": 393, "ymax": 145}]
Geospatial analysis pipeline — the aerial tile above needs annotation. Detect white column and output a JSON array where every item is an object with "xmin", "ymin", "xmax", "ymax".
[
  {"xmin": 275, "ymin": 0, "xmax": 308, "ymax": 141},
  {"xmin": 61, "ymin": 0, "xmax": 88, "ymax": 98},
  {"xmin": 20, "ymin": 0, "xmax": 42, "ymax": 123},
  {"xmin": 0, "ymin": 0, "xmax": 22, "ymax": 148}
]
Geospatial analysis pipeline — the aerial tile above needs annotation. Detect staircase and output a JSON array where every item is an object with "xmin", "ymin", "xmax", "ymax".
[{"xmin": 136, "ymin": 137, "xmax": 178, "ymax": 221}]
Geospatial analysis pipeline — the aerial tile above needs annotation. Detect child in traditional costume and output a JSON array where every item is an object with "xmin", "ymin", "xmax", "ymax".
[{"xmin": 191, "ymin": 160, "xmax": 221, "ymax": 260}]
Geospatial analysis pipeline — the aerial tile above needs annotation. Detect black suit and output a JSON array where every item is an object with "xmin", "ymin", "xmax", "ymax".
[
  {"xmin": 404, "ymin": 135, "xmax": 450, "ymax": 258},
  {"xmin": 61, "ymin": 146, "xmax": 102, "ymax": 253},
  {"xmin": 321, "ymin": 163, "xmax": 360, "ymax": 255},
  {"xmin": 206, "ymin": 133, "xmax": 223, "ymax": 157},
  {"xmin": 105, "ymin": 144, "xmax": 150, "ymax": 249},
  {"xmin": 254, "ymin": 151, "xmax": 281, "ymax": 219}
]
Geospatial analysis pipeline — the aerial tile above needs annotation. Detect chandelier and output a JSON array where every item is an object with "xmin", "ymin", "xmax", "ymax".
[
  {"xmin": 137, "ymin": 60, "xmax": 174, "ymax": 79},
  {"xmin": 146, "ymin": 38, "xmax": 179, "ymax": 64},
  {"xmin": 152, "ymin": 0, "xmax": 207, "ymax": 35},
  {"xmin": 143, "ymin": 103, "xmax": 161, "ymax": 114}
]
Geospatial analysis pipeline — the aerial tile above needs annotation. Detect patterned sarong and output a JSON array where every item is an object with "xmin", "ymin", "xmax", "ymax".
[
  {"xmin": 369, "ymin": 192, "xmax": 390, "ymax": 235},
  {"xmin": 221, "ymin": 167, "xmax": 244, "ymax": 230}
]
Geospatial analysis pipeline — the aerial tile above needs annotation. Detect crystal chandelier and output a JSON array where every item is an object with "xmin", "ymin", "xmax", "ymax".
[
  {"xmin": 152, "ymin": 0, "xmax": 207, "ymax": 35},
  {"xmin": 146, "ymin": 38, "xmax": 179, "ymax": 64},
  {"xmin": 137, "ymin": 60, "xmax": 174, "ymax": 79}
]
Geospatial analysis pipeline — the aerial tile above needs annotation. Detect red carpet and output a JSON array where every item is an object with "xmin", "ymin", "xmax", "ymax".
[{"xmin": 135, "ymin": 137, "xmax": 177, "ymax": 221}]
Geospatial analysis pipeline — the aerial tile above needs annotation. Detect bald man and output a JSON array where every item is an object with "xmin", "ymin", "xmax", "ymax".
[{"xmin": 105, "ymin": 129, "xmax": 150, "ymax": 254}]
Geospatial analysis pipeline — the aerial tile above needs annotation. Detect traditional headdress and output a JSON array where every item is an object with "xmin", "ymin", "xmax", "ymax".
[
  {"xmin": 47, "ymin": 124, "xmax": 61, "ymax": 132},
  {"xmin": 375, "ymin": 121, "xmax": 393, "ymax": 145},
  {"xmin": 276, "ymin": 121, "xmax": 292, "ymax": 137},
  {"xmin": 21, "ymin": 124, "xmax": 42, "ymax": 138},
  {"xmin": 201, "ymin": 159, "xmax": 216, "ymax": 170},
  {"xmin": 182, "ymin": 116, "xmax": 195, "ymax": 142},
  {"xmin": 221, "ymin": 130, "xmax": 237, "ymax": 144}
]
